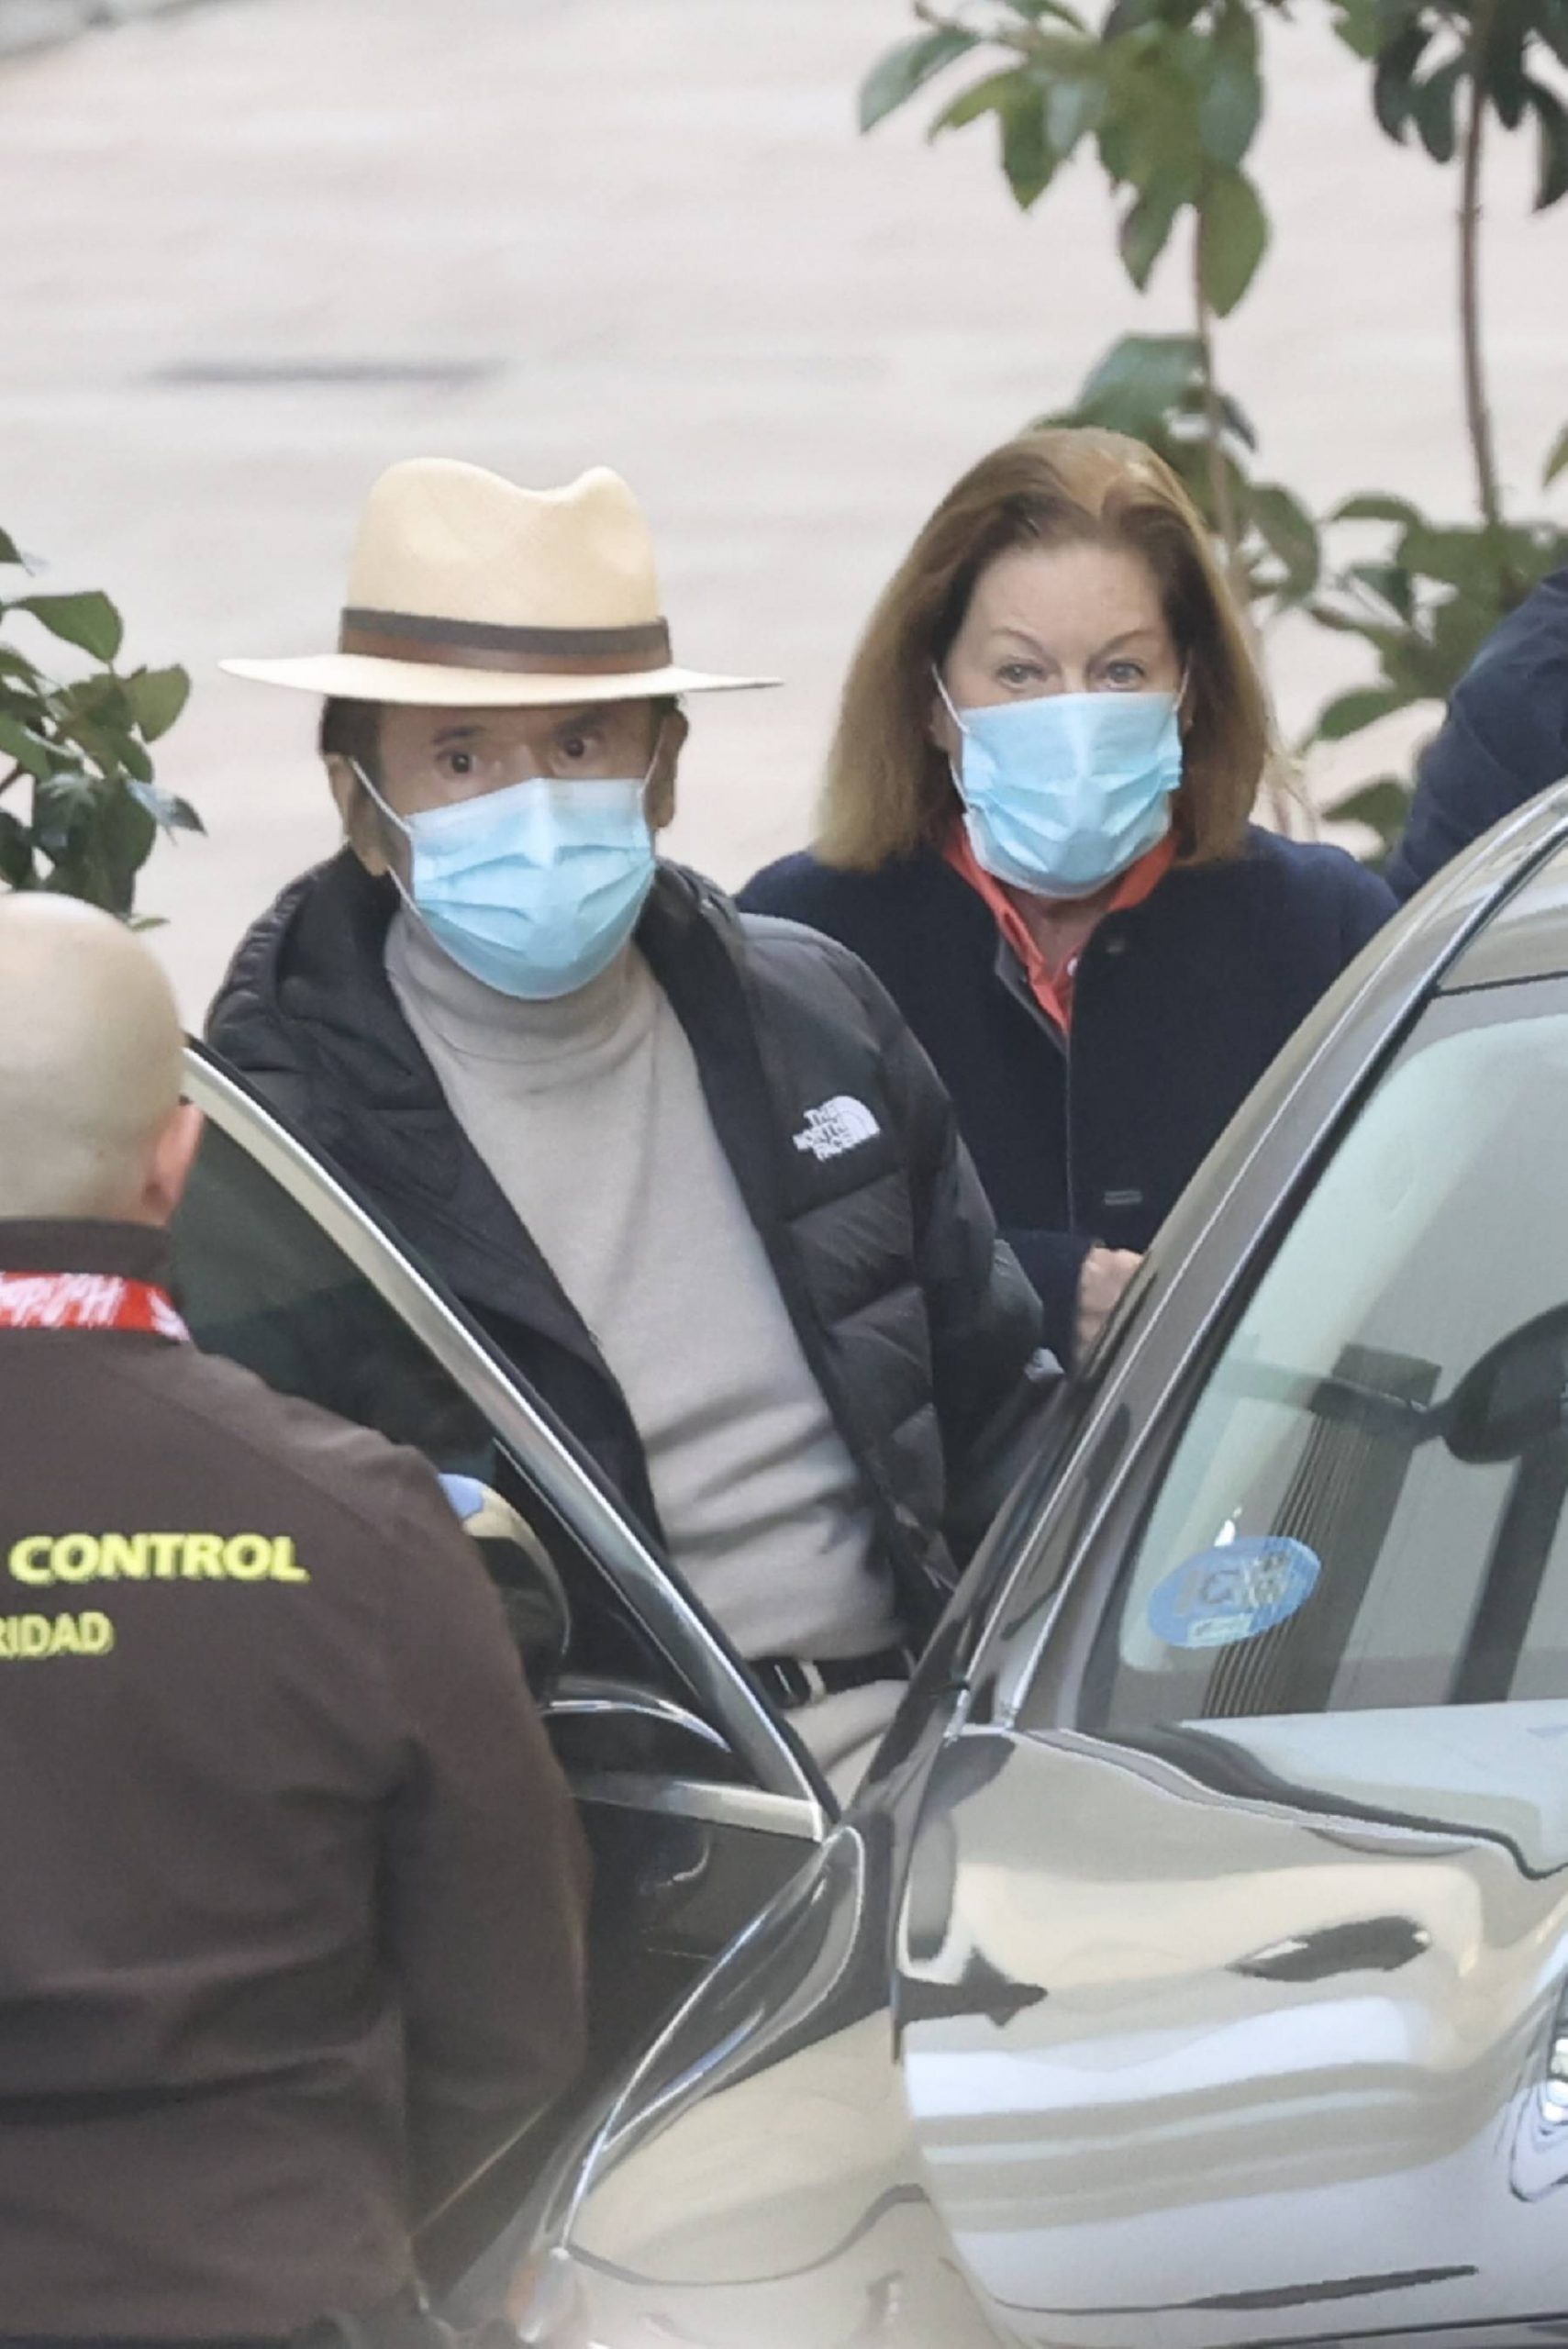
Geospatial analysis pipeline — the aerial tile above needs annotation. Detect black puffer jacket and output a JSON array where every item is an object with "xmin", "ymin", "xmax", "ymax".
[{"xmin": 206, "ymin": 852, "xmax": 1046, "ymax": 1636}]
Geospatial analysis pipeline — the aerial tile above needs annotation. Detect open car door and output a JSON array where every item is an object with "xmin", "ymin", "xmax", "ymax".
[{"xmin": 177, "ymin": 1049, "xmax": 829, "ymax": 2284}]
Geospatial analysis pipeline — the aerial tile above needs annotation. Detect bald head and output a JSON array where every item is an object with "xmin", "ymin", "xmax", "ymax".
[{"xmin": 0, "ymin": 896, "xmax": 197, "ymax": 1225}]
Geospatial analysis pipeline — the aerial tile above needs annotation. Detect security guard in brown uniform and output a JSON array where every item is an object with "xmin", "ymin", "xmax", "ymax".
[{"xmin": 0, "ymin": 896, "xmax": 589, "ymax": 2347}]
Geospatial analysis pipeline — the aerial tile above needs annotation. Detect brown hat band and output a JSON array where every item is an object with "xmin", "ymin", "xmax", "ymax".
[{"xmin": 338, "ymin": 607, "xmax": 673, "ymax": 676}]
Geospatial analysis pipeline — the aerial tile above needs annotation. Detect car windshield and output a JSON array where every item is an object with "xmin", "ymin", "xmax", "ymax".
[{"xmin": 1084, "ymin": 989, "xmax": 1568, "ymax": 1732}]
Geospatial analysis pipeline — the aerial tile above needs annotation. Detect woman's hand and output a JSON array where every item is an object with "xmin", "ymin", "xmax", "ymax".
[{"xmin": 1075, "ymin": 1246, "xmax": 1142, "ymax": 1362}]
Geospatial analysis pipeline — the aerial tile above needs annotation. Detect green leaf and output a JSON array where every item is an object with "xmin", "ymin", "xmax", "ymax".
[
  {"xmin": 1373, "ymin": 1, "xmax": 1428, "ymax": 46},
  {"xmin": 17, "ymin": 592, "xmax": 124, "ymax": 664},
  {"xmin": 1530, "ymin": 81, "xmax": 1568, "ymax": 209},
  {"xmin": 1485, "ymin": 0, "xmax": 1532, "ymax": 129},
  {"xmin": 1197, "ymin": 14, "xmax": 1263, "ymax": 167},
  {"xmin": 1010, "ymin": 0, "xmax": 1090, "ymax": 22},
  {"xmin": 126, "ymin": 664, "xmax": 191, "ymax": 743},
  {"xmin": 929, "ymin": 67, "xmax": 1019, "ymax": 135},
  {"xmin": 1045, "ymin": 68, "xmax": 1105, "ymax": 152},
  {"xmin": 1079, "ymin": 331, "xmax": 1203, "ymax": 416},
  {"xmin": 998, "ymin": 82, "xmax": 1058, "ymax": 206},
  {"xmin": 1315, "ymin": 684, "xmax": 1411, "ymax": 740},
  {"xmin": 1397, "ymin": 519, "xmax": 1507, "ymax": 589},
  {"xmin": 32, "ymin": 770, "xmax": 102, "ymax": 858},
  {"xmin": 1332, "ymin": 491, "xmax": 1424, "ymax": 526},
  {"xmin": 1372, "ymin": 19, "xmax": 1431, "ymax": 139},
  {"xmin": 106, "ymin": 785, "xmax": 159, "ymax": 874},
  {"xmin": 1411, "ymin": 55, "xmax": 1464, "ymax": 161},
  {"xmin": 57, "ymin": 669, "xmax": 136, "ymax": 725},
  {"xmin": 1104, "ymin": 0, "xmax": 1166, "ymax": 32},
  {"xmin": 0, "ymin": 644, "xmax": 42, "ymax": 688},
  {"xmin": 1345, "ymin": 558, "xmax": 1417, "ymax": 620},
  {"xmin": 1326, "ymin": 774, "xmax": 1416, "ymax": 849},
  {"xmin": 1539, "ymin": 1, "xmax": 1568, "ymax": 70},
  {"xmin": 860, "ymin": 26, "xmax": 979, "ymax": 132},
  {"xmin": 1062, "ymin": 332, "xmax": 1205, "ymax": 441},
  {"xmin": 1196, "ymin": 169, "xmax": 1268, "ymax": 316},
  {"xmin": 1330, "ymin": 0, "xmax": 1383, "ymax": 61},
  {"xmin": 1428, "ymin": 575, "xmax": 1518, "ymax": 678},
  {"xmin": 1105, "ymin": 50, "xmax": 1203, "ymax": 190},
  {"xmin": 0, "ymin": 712, "xmax": 54, "ymax": 778},
  {"xmin": 59, "ymin": 709, "xmax": 149, "ymax": 782},
  {"xmin": 0, "ymin": 807, "xmax": 32, "ymax": 887},
  {"xmin": 1384, "ymin": 624, "xmax": 1465, "ymax": 704},
  {"xmin": 51, "ymin": 782, "xmax": 155, "ymax": 916},
  {"xmin": 1213, "ymin": 384, "xmax": 1260, "ymax": 449},
  {"xmin": 1249, "ymin": 482, "xmax": 1321, "ymax": 599},
  {"xmin": 1544, "ymin": 420, "xmax": 1568, "ymax": 486},
  {"xmin": 100, "ymin": 797, "xmax": 159, "ymax": 912},
  {"xmin": 128, "ymin": 777, "xmax": 206, "ymax": 835},
  {"xmin": 1119, "ymin": 175, "xmax": 1184, "ymax": 287},
  {"xmin": 1185, "ymin": 448, "xmax": 1254, "ymax": 541},
  {"xmin": 0, "ymin": 528, "xmax": 22, "ymax": 569},
  {"xmin": 1307, "ymin": 598, "xmax": 1371, "ymax": 635}
]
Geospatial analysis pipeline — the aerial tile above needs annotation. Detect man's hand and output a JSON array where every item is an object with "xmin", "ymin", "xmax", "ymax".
[{"xmin": 1075, "ymin": 1247, "xmax": 1142, "ymax": 1363}]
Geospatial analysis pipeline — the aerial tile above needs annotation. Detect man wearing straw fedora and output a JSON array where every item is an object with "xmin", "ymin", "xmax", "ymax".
[{"xmin": 209, "ymin": 458, "xmax": 1044, "ymax": 1791}]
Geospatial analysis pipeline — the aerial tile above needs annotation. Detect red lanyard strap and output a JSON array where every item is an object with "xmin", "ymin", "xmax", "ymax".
[{"xmin": 0, "ymin": 1271, "xmax": 191, "ymax": 1340}]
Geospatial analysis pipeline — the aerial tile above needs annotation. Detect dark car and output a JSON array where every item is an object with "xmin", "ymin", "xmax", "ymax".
[{"xmin": 183, "ymin": 788, "xmax": 1568, "ymax": 2346}]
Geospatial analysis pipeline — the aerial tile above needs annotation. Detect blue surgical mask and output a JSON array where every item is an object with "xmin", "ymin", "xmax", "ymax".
[
  {"xmin": 357, "ymin": 760, "xmax": 658, "ymax": 1000},
  {"xmin": 938, "ymin": 676, "xmax": 1184, "ymax": 898}
]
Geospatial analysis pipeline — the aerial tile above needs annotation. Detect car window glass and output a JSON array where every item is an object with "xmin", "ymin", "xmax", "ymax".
[
  {"xmin": 173, "ymin": 1120, "xmax": 495, "ymax": 1472},
  {"xmin": 1077, "ymin": 997, "xmax": 1568, "ymax": 1735},
  {"xmin": 172, "ymin": 1113, "xmax": 749, "ymax": 1771}
]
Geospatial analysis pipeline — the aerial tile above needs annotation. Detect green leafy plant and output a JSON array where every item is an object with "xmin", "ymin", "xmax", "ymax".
[
  {"xmin": 1305, "ymin": 0, "xmax": 1568, "ymax": 850},
  {"xmin": 0, "ymin": 529, "xmax": 197, "ymax": 918},
  {"xmin": 1040, "ymin": 332, "xmax": 1321, "ymax": 618},
  {"xmin": 862, "ymin": 0, "xmax": 1568, "ymax": 860},
  {"xmin": 1331, "ymin": 0, "xmax": 1568, "ymax": 540},
  {"xmin": 862, "ymin": 0, "xmax": 1282, "ymax": 612},
  {"xmin": 1309, "ymin": 499, "xmax": 1568, "ymax": 847}
]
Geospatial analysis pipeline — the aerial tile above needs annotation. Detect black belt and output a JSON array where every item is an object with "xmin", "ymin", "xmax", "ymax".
[{"xmin": 752, "ymin": 1644, "xmax": 915, "ymax": 1712}]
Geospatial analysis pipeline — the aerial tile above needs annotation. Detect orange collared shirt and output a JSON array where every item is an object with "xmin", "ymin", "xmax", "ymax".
[{"xmin": 943, "ymin": 825, "xmax": 1176, "ymax": 1031}]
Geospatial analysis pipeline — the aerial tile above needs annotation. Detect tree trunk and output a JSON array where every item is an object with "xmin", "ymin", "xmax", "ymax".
[
  {"xmin": 1459, "ymin": 14, "xmax": 1504, "ymax": 536},
  {"xmin": 1193, "ymin": 209, "xmax": 1301, "ymax": 835},
  {"xmin": 1193, "ymin": 237, "xmax": 1249, "ymax": 612}
]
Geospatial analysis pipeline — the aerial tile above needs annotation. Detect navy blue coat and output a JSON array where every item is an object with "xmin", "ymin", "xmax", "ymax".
[
  {"xmin": 1388, "ymin": 565, "xmax": 1568, "ymax": 901},
  {"xmin": 740, "ymin": 829, "xmax": 1394, "ymax": 1361}
]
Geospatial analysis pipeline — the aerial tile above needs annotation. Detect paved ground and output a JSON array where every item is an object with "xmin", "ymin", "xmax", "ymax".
[
  {"xmin": 0, "ymin": 0, "xmax": 1562, "ymax": 1015},
  {"xmin": 0, "ymin": 0, "xmax": 195, "ymax": 60}
]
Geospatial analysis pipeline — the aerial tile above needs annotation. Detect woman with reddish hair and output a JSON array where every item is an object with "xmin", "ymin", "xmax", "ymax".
[{"xmin": 742, "ymin": 429, "xmax": 1393, "ymax": 1364}]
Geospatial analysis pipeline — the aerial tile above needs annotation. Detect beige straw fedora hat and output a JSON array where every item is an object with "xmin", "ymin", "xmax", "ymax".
[{"xmin": 223, "ymin": 458, "xmax": 775, "ymax": 707}]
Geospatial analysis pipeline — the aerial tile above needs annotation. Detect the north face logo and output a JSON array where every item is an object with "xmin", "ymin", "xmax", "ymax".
[{"xmin": 793, "ymin": 1096, "xmax": 881, "ymax": 1162}]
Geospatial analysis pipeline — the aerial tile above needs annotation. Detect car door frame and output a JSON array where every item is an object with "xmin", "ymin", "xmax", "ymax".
[{"xmin": 183, "ymin": 1042, "xmax": 832, "ymax": 1837}]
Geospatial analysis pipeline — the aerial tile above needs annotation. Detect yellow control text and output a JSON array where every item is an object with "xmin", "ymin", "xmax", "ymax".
[{"xmin": 8, "ymin": 1534, "xmax": 310, "ymax": 1587}]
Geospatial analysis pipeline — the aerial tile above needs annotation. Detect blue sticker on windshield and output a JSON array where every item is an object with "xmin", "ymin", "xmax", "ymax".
[{"xmin": 1149, "ymin": 1536, "xmax": 1320, "ymax": 1651}]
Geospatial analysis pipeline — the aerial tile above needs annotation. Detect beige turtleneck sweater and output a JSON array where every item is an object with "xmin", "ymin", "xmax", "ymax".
[{"xmin": 385, "ymin": 914, "xmax": 903, "ymax": 1778}]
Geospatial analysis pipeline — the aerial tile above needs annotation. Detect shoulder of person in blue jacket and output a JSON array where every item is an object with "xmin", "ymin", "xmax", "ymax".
[
  {"xmin": 1249, "ymin": 826, "xmax": 1396, "ymax": 949},
  {"xmin": 740, "ymin": 827, "xmax": 1393, "ymax": 956},
  {"xmin": 1387, "ymin": 564, "xmax": 1568, "ymax": 903}
]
